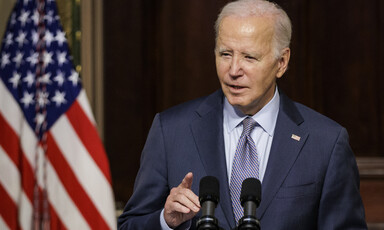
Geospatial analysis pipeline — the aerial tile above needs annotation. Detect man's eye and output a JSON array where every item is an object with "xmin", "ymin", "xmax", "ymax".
[
  {"xmin": 220, "ymin": 52, "xmax": 231, "ymax": 57},
  {"xmin": 245, "ymin": 55, "xmax": 256, "ymax": 60}
]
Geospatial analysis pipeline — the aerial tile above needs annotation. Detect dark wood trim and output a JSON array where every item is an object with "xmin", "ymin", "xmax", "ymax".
[
  {"xmin": 367, "ymin": 223, "xmax": 384, "ymax": 230},
  {"xmin": 357, "ymin": 157, "xmax": 384, "ymax": 179}
]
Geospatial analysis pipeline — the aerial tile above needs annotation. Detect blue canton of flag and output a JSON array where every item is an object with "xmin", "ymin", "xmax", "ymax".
[{"xmin": 0, "ymin": 0, "xmax": 81, "ymax": 137}]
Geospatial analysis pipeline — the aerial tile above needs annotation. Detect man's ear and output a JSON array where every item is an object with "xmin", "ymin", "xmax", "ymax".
[{"xmin": 276, "ymin": 48, "xmax": 290, "ymax": 79}]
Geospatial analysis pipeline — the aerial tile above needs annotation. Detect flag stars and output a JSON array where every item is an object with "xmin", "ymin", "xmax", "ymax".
[
  {"xmin": 45, "ymin": 10, "xmax": 55, "ymax": 25},
  {"xmin": 43, "ymin": 51, "xmax": 54, "ymax": 67},
  {"xmin": 68, "ymin": 70, "xmax": 80, "ymax": 86},
  {"xmin": 1, "ymin": 52, "xmax": 11, "ymax": 68},
  {"xmin": 31, "ymin": 10, "xmax": 39, "ymax": 26},
  {"xmin": 52, "ymin": 90, "xmax": 66, "ymax": 107},
  {"xmin": 26, "ymin": 52, "xmax": 38, "ymax": 67},
  {"xmin": 16, "ymin": 31, "xmax": 28, "ymax": 47},
  {"xmin": 10, "ymin": 12, "xmax": 17, "ymax": 26},
  {"xmin": 12, "ymin": 51, "xmax": 24, "ymax": 68},
  {"xmin": 23, "ymin": 71, "xmax": 35, "ymax": 87},
  {"xmin": 36, "ymin": 90, "xmax": 50, "ymax": 107},
  {"xmin": 57, "ymin": 51, "xmax": 67, "ymax": 66},
  {"xmin": 18, "ymin": 9, "xmax": 30, "ymax": 27},
  {"xmin": 34, "ymin": 112, "xmax": 46, "ymax": 130},
  {"xmin": 9, "ymin": 72, "xmax": 22, "ymax": 88},
  {"xmin": 54, "ymin": 71, "xmax": 65, "ymax": 86},
  {"xmin": 23, "ymin": 0, "xmax": 32, "ymax": 6},
  {"xmin": 1, "ymin": 4, "xmax": 84, "ymax": 133},
  {"xmin": 4, "ymin": 33, "xmax": 13, "ymax": 48},
  {"xmin": 55, "ymin": 30, "xmax": 66, "ymax": 46},
  {"xmin": 0, "ymin": 0, "xmax": 90, "ymax": 142},
  {"xmin": 45, "ymin": 30, "xmax": 54, "ymax": 47},
  {"xmin": 20, "ymin": 91, "xmax": 34, "ymax": 108},
  {"xmin": 31, "ymin": 30, "xmax": 38, "ymax": 45},
  {"xmin": 38, "ymin": 72, "xmax": 52, "ymax": 85}
]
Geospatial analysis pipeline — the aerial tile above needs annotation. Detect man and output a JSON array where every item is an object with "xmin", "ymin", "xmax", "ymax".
[{"xmin": 118, "ymin": 0, "xmax": 367, "ymax": 229}]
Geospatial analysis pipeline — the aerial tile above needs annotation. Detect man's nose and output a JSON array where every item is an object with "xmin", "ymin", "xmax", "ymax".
[{"xmin": 229, "ymin": 57, "xmax": 243, "ymax": 77}]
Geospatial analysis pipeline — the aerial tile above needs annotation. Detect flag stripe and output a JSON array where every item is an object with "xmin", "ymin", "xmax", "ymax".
[
  {"xmin": 0, "ymin": 215, "xmax": 11, "ymax": 230},
  {"xmin": 0, "ymin": 80, "xmax": 37, "ymax": 171},
  {"xmin": 0, "ymin": 83, "xmax": 114, "ymax": 230},
  {"xmin": 51, "ymin": 115, "xmax": 116, "ymax": 229},
  {"xmin": 45, "ymin": 160, "xmax": 90, "ymax": 230},
  {"xmin": 77, "ymin": 90, "xmax": 96, "ymax": 125},
  {"xmin": 66, "ymin": 98, "xmax": 111, "ymax": 183},
  {"xmin": 33, "ymin": 145, "xmax": 89, "ymax": 230},
  {"xmin": 0, "ymin": 145, "xmax": 21, "ymax": 203},
  {"xmin": 48, "ymin": 203, "xmax": 68, "ymax": 230},
  {"xmin": 18, "ymin": 192, "xmax": 33, "ymax": 230},
  {"xmin": 0, "ymin": 111, "xmax": 35, "ymax": 202},
  {"xmin": 0, "ymin": 96, "xmax": 34, "ymax": 229},
  {"xmin": 0, "ymin": 113, "xmax": 21, "ymax": 170},
  {"xmin": 0, "ymin": 82, "xmax": 90, "ymax": 230},
  {"xmin": 0, "ymin": 81, "xmax": 24, "ymax": 138},
  {"xmin": 19, "ymin": 153, "xmax": 35, "ymax": 202},
  {"xmin": 0, "ymin": 183, "xmax": 18, "ymax": 230},
  {"xmin": 46, "ymin": 132, "xmax": 109, "ymax": 230},
  {"xmin": 0, "ymin": 122, "xmax": 34, "ymax": 230}
]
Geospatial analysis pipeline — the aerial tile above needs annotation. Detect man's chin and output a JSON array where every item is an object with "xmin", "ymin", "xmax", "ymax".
[
  {"xmin": 227, "ymin": 98, "xmax": 262, "ymax": 115},
  {"xmin": 226, "ymin": 95, "xmax": 247, "ymax": 107},
  {"xmin": 226, "ymin": 98, "xmax": 249, "ymax": 113}
]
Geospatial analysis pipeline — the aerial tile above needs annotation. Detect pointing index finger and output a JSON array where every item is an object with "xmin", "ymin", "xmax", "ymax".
[{"xmin": 180, "ymin": 172, "xmax": 193, "ymax": 189}]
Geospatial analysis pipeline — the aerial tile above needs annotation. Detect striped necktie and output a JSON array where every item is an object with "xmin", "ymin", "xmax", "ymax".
[{"xmin": 230, "ymin": 117, "xmax": 259, "ymax": 223}]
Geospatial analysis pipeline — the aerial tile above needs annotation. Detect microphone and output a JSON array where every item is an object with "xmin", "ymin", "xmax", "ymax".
[
  {"xmin": 238, "ymin": 178, "xmax": 261, "ymax": 230},
  {"xmin": 196, "ymin": 176, "xmax": 220, "ymax": 230}
]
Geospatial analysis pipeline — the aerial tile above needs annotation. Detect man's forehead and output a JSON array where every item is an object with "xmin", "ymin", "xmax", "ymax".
[
  {"xmin": 220, "ymin": 14, "xmax": 275, "ymax": 26},
  {"xmin": 218, "ymin": 15, "xmax": 275, "ymax": 35},
  {"xmin": 217, "ymin": 16, "xmax": 274, "ymax": 42}
]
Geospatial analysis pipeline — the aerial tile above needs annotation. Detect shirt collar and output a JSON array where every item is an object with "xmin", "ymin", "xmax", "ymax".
[{"xmin": 223, "ymin": 87, "xmax": 280, "ymax": 136}]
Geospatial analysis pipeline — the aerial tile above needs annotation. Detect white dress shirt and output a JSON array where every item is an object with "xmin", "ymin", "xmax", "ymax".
[
  {"xmin": 223, "ymin": 87, "xmax": 280, "ymax": 183},
  {"xmin": 160, "ymin": 88, "xmax": 280, "ymax": 229}
]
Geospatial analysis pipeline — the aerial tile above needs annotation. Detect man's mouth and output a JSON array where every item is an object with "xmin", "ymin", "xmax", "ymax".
[{"xmin": 228, "ymin": 84, "xmax": 246, "ymax": 90}]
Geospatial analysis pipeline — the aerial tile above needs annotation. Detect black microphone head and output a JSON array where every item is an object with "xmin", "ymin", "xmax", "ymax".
[
  {"xmin": 199, "ymin": 176, "xmax": 220, "ymax": 204},
  {"xmin": 240, "ymin": 178, "xmax": 261, "ymax": 207}
]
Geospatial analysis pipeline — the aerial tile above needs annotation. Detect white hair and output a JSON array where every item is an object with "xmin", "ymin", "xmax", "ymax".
[{"xmin": 215, "ymin": 0, "xmax": 292, "ymax": 58}]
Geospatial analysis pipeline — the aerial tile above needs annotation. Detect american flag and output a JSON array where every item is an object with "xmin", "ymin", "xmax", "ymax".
[{"xmin": 0, "ymin": 0, "xmax": 116, "ymax": 229}]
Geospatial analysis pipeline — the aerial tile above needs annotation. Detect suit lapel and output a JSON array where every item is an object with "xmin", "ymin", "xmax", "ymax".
[
  {"xmin": 189, "ymin": 90, "xmax": 308, "ymax": 226},
  {"xmin": 257, "ymin": 92, "xmax": 308, "ymax": 219},
  {"xmin": 190, "ymin": 90, "xmax": 236, "ymax": 229}
]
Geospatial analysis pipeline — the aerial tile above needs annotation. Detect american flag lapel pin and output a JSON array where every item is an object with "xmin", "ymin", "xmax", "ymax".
[{"xmin": 291, "ymin": 134, "xmax": 301, "ymax": 141}]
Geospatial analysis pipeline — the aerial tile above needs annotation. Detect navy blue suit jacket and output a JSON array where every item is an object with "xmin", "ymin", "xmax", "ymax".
[{"xmin": 118, "ymin": 89, "xmax": 367, "ymax": 230}]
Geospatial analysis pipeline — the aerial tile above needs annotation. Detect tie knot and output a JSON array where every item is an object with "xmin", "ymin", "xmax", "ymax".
[{"xmin": 242, "ymin": 117, "xmax": 257, "ymax": 136}]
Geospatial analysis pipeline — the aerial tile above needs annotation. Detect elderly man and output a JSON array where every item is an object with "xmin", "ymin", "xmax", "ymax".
[{"xmin": 118, "ymin": 0, "xmax": 367, "ymax": 229}]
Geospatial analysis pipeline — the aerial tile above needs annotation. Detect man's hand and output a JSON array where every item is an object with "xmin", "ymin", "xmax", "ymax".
[{"xmin": 164, "ymin": 172, "xmax": 201, "ymax": 228}]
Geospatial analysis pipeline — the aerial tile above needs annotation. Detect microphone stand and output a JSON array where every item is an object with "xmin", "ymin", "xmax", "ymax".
[
  {"xmin": 196, "ymin": 215, "xmax": 219, "ymax": 230},
  {"xmin": 237, "ymin": 215, "xmax": 260, "ymax": 230}
]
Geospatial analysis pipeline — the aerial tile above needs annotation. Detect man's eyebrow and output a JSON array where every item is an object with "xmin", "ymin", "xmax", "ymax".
[
  {"xmin": 242, "ymin": 51, "xmax": 260, "ymax": 56},
  {"xmin": 217, "ymin": 47, "xmax": 232, "ymax": 52}
]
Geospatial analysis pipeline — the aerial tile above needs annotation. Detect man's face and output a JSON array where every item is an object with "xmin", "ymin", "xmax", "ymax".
[{"xmin": 215, "ymin": 15, "xmax": 290, "ymax": 115}]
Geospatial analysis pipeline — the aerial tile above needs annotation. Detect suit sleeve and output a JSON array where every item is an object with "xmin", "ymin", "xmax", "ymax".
[
  {"xmin": 118, "ymin": 113, "xmax": 170, "ymax": 230},
  {"xmin": 318, "ymin": 127, "xmax": 367, "ymax": 229}
]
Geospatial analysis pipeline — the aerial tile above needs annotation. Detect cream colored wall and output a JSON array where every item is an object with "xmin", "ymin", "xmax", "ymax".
[
  {"xmin": 81, "ymin": 0, "xmax": 105, "ymax": 139},
  {"xmin": 0, "ymin": 0, "xmax": 16, "ymax": 39}
]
